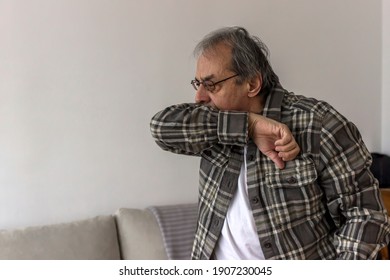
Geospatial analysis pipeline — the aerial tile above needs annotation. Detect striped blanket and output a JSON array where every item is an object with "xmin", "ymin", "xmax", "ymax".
[{"xmin": 148, "ymin": 203, "xmax": 198, "ymax": 260}]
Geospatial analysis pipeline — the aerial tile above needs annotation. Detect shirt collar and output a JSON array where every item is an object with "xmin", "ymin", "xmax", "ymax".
[{"xmin": 262, "ymin": 83, "xmax": 286, "ymax": 122}]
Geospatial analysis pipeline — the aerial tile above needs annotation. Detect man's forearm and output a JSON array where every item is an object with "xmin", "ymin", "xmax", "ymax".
[{"xmin": 150, "ymin": 103, "xmax": 248, "ymax": 155}]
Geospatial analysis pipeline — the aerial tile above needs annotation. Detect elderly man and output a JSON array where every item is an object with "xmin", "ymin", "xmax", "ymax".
[{"xmin": 150, "ymin": 26, "xmax": 390, "ymax": 259}]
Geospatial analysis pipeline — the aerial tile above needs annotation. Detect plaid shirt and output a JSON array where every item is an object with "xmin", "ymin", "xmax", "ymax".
[{"xmin": 150, "ymin": 84, "xmax": 390, "ymax": 259}]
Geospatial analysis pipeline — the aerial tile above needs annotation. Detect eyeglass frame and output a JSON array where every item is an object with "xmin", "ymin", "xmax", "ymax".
[{"xmin": 190, "ymin": 73, "xmax": 239, "ymax": 92}]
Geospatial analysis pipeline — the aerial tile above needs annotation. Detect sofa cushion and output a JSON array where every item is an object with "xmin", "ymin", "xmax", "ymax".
[
  {"xmin": 115, "ymin": 208, "xmax": 167, "ymax": 260},
  {"xmin": 0, "ymin": 215, "xmax": 121, "ymax": 260}
]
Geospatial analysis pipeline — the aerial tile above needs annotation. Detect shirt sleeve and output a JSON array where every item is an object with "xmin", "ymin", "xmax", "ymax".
[
  {"xmin": 150, "ymin": 103, "xmax": 248, "ymax": 156},
  {"xmin": 319, "ymin": 108, "xmax": 390, "ymax": 259}
]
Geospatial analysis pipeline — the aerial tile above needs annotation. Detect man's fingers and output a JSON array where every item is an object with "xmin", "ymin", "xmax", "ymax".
[
  {"xmin": 274, "ymin": 134, "xmax": 300, "ymax": 161},
  {"xmin": 274, "ymin": 139, "xmax": 297, "ymax": 153},
  {"xmin": 265, "ymin": 151, "xmax": 285, "ymax": 169},
  {"xmin": 278, "ymin": 146, "xmax": 300, "ymax": 161}
]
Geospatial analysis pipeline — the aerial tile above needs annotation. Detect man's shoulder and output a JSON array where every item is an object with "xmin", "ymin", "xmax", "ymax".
[{"xmin": 282, "ymin": 91, "xmax": 335, "ymax": 118}]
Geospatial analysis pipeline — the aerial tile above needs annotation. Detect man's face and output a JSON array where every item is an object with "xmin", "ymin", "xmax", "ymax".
[{"xmin": 194, "ymin": 43, "xmax": 250, "ymax": 111}]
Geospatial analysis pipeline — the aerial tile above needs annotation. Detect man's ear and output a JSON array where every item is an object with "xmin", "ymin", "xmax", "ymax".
[{"xmin": 247, "ymin": 75, "xmax": 262, "ymax": 97}]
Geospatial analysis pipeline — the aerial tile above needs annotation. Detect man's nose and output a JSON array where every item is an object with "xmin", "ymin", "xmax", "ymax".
[{"xmin": 195, "ymin": 86, "xmax": 211, "ymax": 104}]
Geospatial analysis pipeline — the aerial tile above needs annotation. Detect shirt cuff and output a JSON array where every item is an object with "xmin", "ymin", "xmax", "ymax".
[{"xmin": 217, "ymin": 111, "xmax": 248, "ymax": 146}]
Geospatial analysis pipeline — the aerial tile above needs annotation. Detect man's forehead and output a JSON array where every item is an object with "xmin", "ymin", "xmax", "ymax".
[
  {"xmin": 195, "ymin": 59, "xmax": 222, "ymax": 80},
  {"xmin": 196, "ymin": 73, "xmax": 215, "ymax": 81},
  {"xmin": 196, "ymin": 50, "xmax": 231, "ymax": 79}
]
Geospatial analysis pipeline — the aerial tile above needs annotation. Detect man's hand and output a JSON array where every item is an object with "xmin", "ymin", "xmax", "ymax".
[{"xmin": 248, "ymin": 113, "xmax": 300, "ymax": 169}]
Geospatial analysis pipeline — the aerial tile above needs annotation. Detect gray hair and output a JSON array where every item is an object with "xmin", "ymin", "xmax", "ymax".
[{"xmin": 194, "ymin": 26, "xmax": 279, "ymax": 94}]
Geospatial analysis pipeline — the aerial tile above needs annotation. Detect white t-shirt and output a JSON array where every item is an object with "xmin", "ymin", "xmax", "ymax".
[{"xmin": 214, "ymin": 146, "xmax": 265, "ymax": 260}]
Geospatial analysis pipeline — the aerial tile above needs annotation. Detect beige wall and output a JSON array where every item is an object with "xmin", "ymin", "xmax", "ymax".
[{"xmin": 0, "ymin": 0, "xmax": 384, "ymax": 229}]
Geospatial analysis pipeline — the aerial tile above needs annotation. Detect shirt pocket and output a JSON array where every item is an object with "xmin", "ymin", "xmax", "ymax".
[{"xmin": 265, "ymin": 159, "xmax": 324, "ymax": 225}]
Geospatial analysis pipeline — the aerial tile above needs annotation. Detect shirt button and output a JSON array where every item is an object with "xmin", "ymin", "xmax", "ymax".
[
  {"xmin": 251, "ymin": 197, "xmax": 259, "ymax": 204},
  {"xmin": 264, "ymin": 242, "xmax": 272, "ymax": 249},
  {"xmin": 287, "ymin": 176, "xmax": 298, "ymax": 184},
  {"xmin": 248, "ymin": 155, "xmax": 255, "ymax": 161}
]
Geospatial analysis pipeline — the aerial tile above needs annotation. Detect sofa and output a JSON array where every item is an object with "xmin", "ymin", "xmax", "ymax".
[
  {"xmin": 2, "ymin": 195, "xmax": 388, "ymax": 260},
  {"xmin": 0, "ymin": 203, "xmax": 198, "ymax": 260}
]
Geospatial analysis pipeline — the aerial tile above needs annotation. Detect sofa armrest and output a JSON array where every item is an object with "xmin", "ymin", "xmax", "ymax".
[{"xmin": 115, "ymin": 208, "xmax": 167, "ymax": 260}]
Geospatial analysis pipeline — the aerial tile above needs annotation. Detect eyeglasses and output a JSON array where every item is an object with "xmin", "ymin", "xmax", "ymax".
[{"xmin": 190, "ymin": 74, "xmax": 239, "ymax": 92}]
